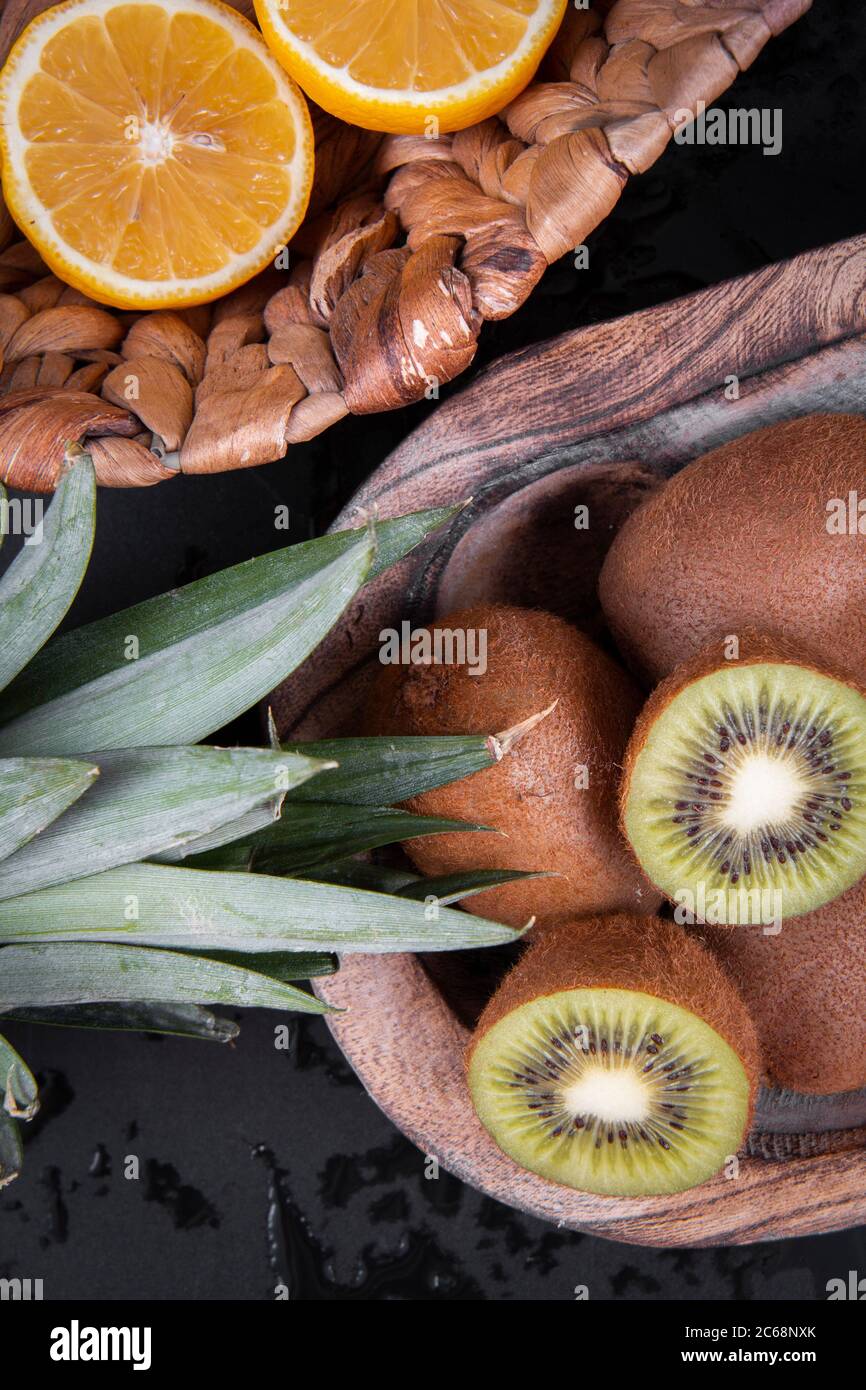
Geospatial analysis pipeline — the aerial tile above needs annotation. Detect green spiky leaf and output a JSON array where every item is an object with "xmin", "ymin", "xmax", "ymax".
[
  {"xmin": 185, "ymin": 950, "xmax": 337, "ymax": 982},
  {"xmin": 0, "ymin": 1109, "xmax": 23, "ymax": 1189},
  {"xmin": 0, "ymin": 1032, "xmax": 38, "ymax": 1119},
  {"xmin": 0, "ymin": 943, "xmax": 333, "ymax": 1013},
  {"xmin": 301, "ymin": 861, "xmax": 547, "ymax": 907},
  {"xmin": 394, "ymin": 868, "xmax": 552, "ymax": 906},
  {"xmin": 0, "ymin": 756, "xmax": 98, "ymax": 864},
  {"xmin": 278, "ymin": 733, "xmax": 500, "ymax": 805},
  {"xmin": 0, "ymin": 745, "xmax": 332, "ymax": 901},
  {"xmin": 0, "ymin": 507, "xmax": 458, "ymax": 755},
  {"xmin": 0, "ymin": 533, "xmax": 374, "ymax": 756},
  {"xmin": 0, "ymin": 1002, "xmax": 239, "ymax": 1042},
  {"xmin": 0, "ymin": 455, "xmax": 95, "ymax": 695},
  {"xmin": 153, "ymin": 802, "xmax": 284, "ymax": 866},
  {"xmin": 0, "ymin": 861, "xmax": 525, "ymax": 953},
  {"xmin": 296, "ymin": 860, "xmax": 416, "ymax": 892},
  {"xmin": 187, "ymin": 802, "xmax": 491, "ymax": 875},
  {"xmin": 175, "ymin": 731, "xmax": 502, "ymax": 869}
]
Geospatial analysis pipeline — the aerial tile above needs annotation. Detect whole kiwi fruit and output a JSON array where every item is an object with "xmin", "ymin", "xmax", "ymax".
[
  {"xmin": 619, "ymin": 632, "xmax": 866, "ymax": 923},
  {"xmin": 467, "ymin": 914, "xmax": 760, "ymax": 1196},
  {"xmin": 598, "ymin": 414, "xmax": 866, "ymax": 687},
  {"xmin": 363, "ymin": 604, "xmax": 661, "ymax": 928},
  {"xmin": 703, "ymin": 876, "xmax": 866, "ymax": 1096}
]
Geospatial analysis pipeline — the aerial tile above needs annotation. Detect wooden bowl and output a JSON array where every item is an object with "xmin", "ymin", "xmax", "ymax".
[{"xmin": 271, "ymin": 233, "xmax": 866, "ymax": 1246}]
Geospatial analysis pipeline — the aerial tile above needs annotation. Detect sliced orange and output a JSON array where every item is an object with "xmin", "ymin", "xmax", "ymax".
[
  {"xmin": 254, "ymin": 0, "xmax": 567, "ymax": 135},
  {"xmin": 0, "ymin": 0, "xmax": 314, "ymax": 308}
]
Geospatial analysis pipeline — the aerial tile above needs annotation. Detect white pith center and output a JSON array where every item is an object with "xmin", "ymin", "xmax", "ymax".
[
  {"xmin": 722, "ymin": 752, "xmax": 804, "ymax": 833},
  {"xmin": 562, "ymin": 1065, "xmax": 650, "ymax": 1124},
  {"xmin": 138, "ymin": 120, "xmax": 174, "ymax": 165}
]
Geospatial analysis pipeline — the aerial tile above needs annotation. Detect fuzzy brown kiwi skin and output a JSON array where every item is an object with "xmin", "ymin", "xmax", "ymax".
[
  {"xmin": 363, "ymin": 605, "xmax": 661, "ymax": 928},
  {"xmin": 598, "ymin": 413, "xmax": 866, "ymax": 687},
  {"xmin": 617, "ymin": 630, "xmax": 866, "ymax": 915},
  {"xmin": 700, "ymin": 877, "xmax": 866, "ymax": 1095},
  {"xmin": 467, "ymin": 914, "xmax": 761, "ymax": 1134}
]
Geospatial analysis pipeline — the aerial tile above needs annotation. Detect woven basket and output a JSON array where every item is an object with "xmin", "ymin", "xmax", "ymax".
[{"xmin": 0, "ymin": 0, "xmax": 809, "ymax": 491}]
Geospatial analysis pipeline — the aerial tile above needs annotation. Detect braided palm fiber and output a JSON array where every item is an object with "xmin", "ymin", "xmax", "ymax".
[{"xmin": 0, "ymin": 0, "xmax": 810, "ymax": 489}]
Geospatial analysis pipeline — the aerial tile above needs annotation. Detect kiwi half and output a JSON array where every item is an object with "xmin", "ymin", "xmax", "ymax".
[
  {"xmin": 620, "ymin": 634, "xmax": 866, "ymax": 923},
  {"xmin": 364, "ymin": 604, "xmax": 661, "ymax": 928},
  {"xmin": 702, "ymin": 877, "xmax": 866, "ymax": 1095},
  {"xmin": 598, "ymin": 413, "xmax": 866, "ymax": 687},
  {"xmin": 467, "ymin": 916, "xmax": 759, "ymax": 1197}
]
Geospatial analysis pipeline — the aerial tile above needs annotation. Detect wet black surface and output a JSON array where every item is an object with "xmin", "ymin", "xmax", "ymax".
[
  {"xmin": 1, "ymin": 1, "xmax": 864, "ymax": 1299},
  {"xmin": 4, "ymin": 1013, "xmax": 866, "ymax": 1301}
]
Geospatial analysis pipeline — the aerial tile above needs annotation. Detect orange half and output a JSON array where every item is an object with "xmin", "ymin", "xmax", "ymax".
[
  {"xmin": 255, "ymin": 0, "xmax": 567, "ymax": 135},
  {"xmin": 0, "ymin": 0, "xmax": 314, "ymax": 308}
]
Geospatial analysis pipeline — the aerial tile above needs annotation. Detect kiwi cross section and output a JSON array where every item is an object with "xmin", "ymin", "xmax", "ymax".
[
  {"xmin": 470, "ymin": 988, "xmax": 750, "ymax": 1197},
  {"xmin": 467, "ymin": 916, "xmax": 758, "ymax": 1199},
  {"xmin": 623, "ymin": 656, "xmax": 866, "ymax": 923}
]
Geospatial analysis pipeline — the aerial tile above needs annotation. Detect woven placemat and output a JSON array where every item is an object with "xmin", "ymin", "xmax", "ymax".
[{"xmin": 0, "ymin": 0, "xmax": 810, "ymax": 490}]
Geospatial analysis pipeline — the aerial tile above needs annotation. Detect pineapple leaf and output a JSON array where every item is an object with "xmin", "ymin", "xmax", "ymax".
[
  {"xmin": 0, "ymin": 1002, "xmax": 239, "ymax": 1042},
  {"xmin": 296, "ymin": 860, "xmax": 416, "ymax": 892},
  {"xmin": 301, "ymin": 861, "xmax": 548, "ymax": 905},
  {"xmin": 0, "ymin": 531, "xmax": 374, "ymax": 755},
  {"xmin": 0, "ymin": 506, "xmax": 458, "ymax": 754},
  {"xmin": 0, "ymin": 745, "xmax": 333, "ymax": 902},
  {"xmin": 172, "ymin": 839, "xmax": 255, "ymax": 873},
  {"xmin": 184, "ymin": 803, "xmax": 491, "ymax": 875},
  {"xmin": 0, "ymin": 756, "xmax": 98, "ymax": 864},
  {"xmin": 0, "ymin": 943, "xmax": 334, "ymax": 1014},
  {"xmin": 0, "ymin": 454, "xmax": 95, "ymax": 695},
  {"xmin": 0, "ymin": 1031, "xmax": 38, "ymax": 1119},
  {"xmin": 0, "ymin": 1108, "xmax": 23, "ymax": 1190},
  {"xmin": 394, "ymin": 868, "xmax": 553, "ymax": 905},
  {"xmin": 0, "ymin": 861, "xmax": 525, "ymax": 953},
  {"xmin": 178, "ymin": 950, "xmax": 337, "ymax": 982},
  {"xmin": 164, "ymin": 732, "xmax": 501, "ymax": 867},
  {"xmin": 278, "ymin": 733, "xmax": 500, "ymax": 805},
  {"xmin": 152, "ymin": 801, "xmax": 285, "ymax": 867}
]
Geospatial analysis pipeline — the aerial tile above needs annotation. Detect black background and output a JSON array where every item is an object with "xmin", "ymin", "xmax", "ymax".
[{"xmin": 2, "ymin": 1, "xmax": 865, "ymax": 1300}]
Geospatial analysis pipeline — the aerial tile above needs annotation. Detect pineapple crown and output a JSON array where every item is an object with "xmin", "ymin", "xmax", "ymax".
[{"xmin": 0, "ymin": 454, "xmax": 532, "ymax": 1186}]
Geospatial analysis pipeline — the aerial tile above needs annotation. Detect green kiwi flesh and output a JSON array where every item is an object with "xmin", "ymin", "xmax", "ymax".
[
  {"xmin": 469, "ymin": 989, "xmax": 753, "ymax": 1198},
  {"xmin": 624, "ymin": 657, "xmax": 866, "ymax": 923}
]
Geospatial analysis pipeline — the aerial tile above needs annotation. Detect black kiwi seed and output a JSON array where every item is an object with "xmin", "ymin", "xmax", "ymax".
[{"xmin": 493, "ymin": 1013, "xmax": 711, "ymax": 1153}]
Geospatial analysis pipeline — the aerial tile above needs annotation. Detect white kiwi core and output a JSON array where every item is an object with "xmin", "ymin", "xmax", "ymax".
[
  {"xmin": 723, "ymin": 752, "xmax": 806, "ymax": 834},
  {"xmin": 563, "ymin": 1065, "xmax": 650, "ymax": 1125}
]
